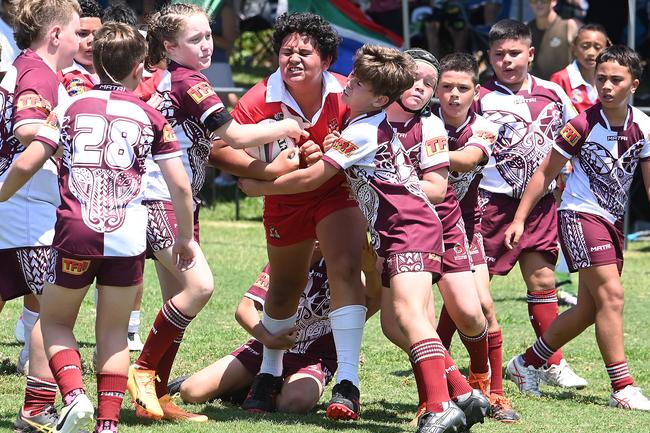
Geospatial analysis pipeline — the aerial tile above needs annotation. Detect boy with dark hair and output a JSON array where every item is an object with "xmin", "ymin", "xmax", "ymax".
[
  {"xmin": 101, "ymin": 1, "xmax": 138, "ymax": 26},
  {"xmin": 240, "ymin": 44, "xmax": 469, "ymax": 433},
  {"xmin": 432, "ymin": 52, "xmax": 520, "ymax": 423},
  {"xmin": 476, "ymin": 19, "xmax": 588, "ymax": 390},
  {"xmin": 504, "ymin": 45, "xmax": 650, "ymax": 410}
]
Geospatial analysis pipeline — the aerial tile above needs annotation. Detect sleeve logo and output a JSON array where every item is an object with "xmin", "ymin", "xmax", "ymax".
[
  {"xmin": 560, "ymin": 123, "xmax": 581, "ymax": 147},
  {"xmin": 473, "ymin": 130, "xmax": 496, "ymax": 144},
  {"xmin": 16, "ymin": 94, "xmax": 52, "ymax": 114},
  {"xmin": 162, "ymin": 123, "xmax": 177, "ymax": 142},
  {"xmin": 187, "ymin": 81, "xmax": 216, "ymax": 104},
  {"xmin": 425, "ymin": 136, "xmax": 448, "ymax": 156},
  {"xmin": 331, "ymin": 137, "xmax": 359, "ymax": 157},
  {"xmin": 62, "ymin": 257, "xmax": 91, "ymax": 275},
  {"xmin": 44, "ymin": 111, "xmax": 59, "ymax": 129}
]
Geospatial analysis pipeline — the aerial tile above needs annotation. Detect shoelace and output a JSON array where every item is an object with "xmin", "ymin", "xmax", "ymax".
[{"xmin": 137, "ymin": 372, "xmax": 160, "ymax": 397}]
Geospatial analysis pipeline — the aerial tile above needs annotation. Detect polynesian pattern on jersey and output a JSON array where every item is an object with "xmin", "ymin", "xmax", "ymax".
[
  {"xmin": 17, "ymin": 247, "xmax": 52, "ymax": 295},
  {"xmin": 559, "ymin": 210, "xmax": 590, "ymax": 269}
]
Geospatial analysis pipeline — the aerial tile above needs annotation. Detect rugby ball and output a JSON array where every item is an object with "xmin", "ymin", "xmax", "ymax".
[{"xmin": 244, "ymin": 119, "xmax": 295, "ymax": 162}]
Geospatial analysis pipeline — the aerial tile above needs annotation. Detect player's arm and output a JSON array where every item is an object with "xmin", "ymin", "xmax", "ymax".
[
  {"xmin": 640, "ymin": 159, "xmax": 650, "ymax": 204},
  {"xmin": 215, "ymin": 116, "xmax": 309, "ymax": 150},
  {"xmin": 504, "ymin": 149, "xmax": 568, "ymax": 249},
  {"xmin": 235, "ymin": 296, "xmax": 297, "ymax": 350},
  {"xmin": 209, "ymin": 138, "xmax": 300, "ymax": 180},
  {"xmin": 239, "ymin": 160, "xmax": 339, "ymax": 197},
  {"xmin": 0, "ymin": 139, "xmax": 54, "ymax": 201},
  {"xmin": 157, "ymin": 156, "xmax": 198, "ymax": 271},
  {"xmin": 420, "ymin": 166, "xmax": 449, "ymax": 204},
  {"xmin": 14, "ymin": 124, "xmax": 42, "ymax": 147},
  {"xmin": 449, "ymin": 146, "xmax": 487, "ymax": 172}
]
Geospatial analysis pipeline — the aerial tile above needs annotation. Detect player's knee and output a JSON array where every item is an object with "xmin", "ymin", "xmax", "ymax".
[
  {"xmin": 276, "ymin": 391, "xmax": 318, "ymax": 413},
  {"xmin": 599, "ymin": 285, "xmax": 625, "ymax": 313},
  {"xmin": 179, "ymin": 385, "xmax": 207, "ymax": 404}
]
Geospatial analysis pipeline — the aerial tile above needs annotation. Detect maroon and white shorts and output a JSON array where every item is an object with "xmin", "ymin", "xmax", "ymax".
[
  {"xmin": 558, "ymin": 210, "xmax": 624, "ymax": 275},
  {"xmin": 382, "ymin": 251, "xmax": 443, "ymax": 287},
  {"xmin": 231, "ymin": 339, "xmax": 336, "ymax": 386},
  {"xmin": 144, "ymin": 200, "xmax": 200, "ymax": 258},
  {"xmin": 442, "ymin": 219, "xmax": 472, "ymax": 274},
  {"xmin": 479, "ymin": 190, "xmax": 558, "ymax": 276},
  {"xmin": 468, "ymin": 230, "xmax": 487, "ymax": 267},
  {"xmin": 0, "ymin": 246, "xmax": 52, "ymax": 300},
  {"xmin": 48, "ymin": 249, "xmax": 145, "ymax": 289}
]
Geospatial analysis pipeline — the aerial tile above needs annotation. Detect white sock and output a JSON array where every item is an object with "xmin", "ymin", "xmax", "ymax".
[
  {"xmin": 20, "ymin": 307, "xmax": 39, "ymax": 361},
  {"xmin": 329, "ymin": 304, "xmax": 367, "ymax": 387},
  {"xmin": 259, "ymin": 310, "xmax": 297, "ymax": 377},
  {"xmin": 128, "ymin": 310, "xmax": 141, "ymax": 334}
]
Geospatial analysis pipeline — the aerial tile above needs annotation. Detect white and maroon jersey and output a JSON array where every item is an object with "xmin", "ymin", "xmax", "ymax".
[
  {"xmin": 391, "ymin": 112, "xmax": 462, "ymax": 231},
  {"xmin": 246, "ymin": 259, "xmax": 335, "ymax": 361},
  {"xmin": 322, "ymin": 111, "xmax": 447, "ymax": 258},
  {"xmin": 58, "ymin": 62, "xmax": 98, "ymax": 97},
  {"xmin": 550, "ymin": 61, "xmax": 598, "ymax": 114},
  {"xmin": 434, "ymin": 108, "xmax": 498, "ymax": 224},
  {"xmin": 35, "ymin": 83, "xmax": 182, "ymax": 257},
  {"xmin": 144, "ymin": 61, "xmax": 231, "ymax": 205},
  {"xmin": 0, "ymin": 49, "xmax": 69, "ymax": 249},
  {"xmin": 554, "ymin": 104, "xmax": 650, "ymax": 223},
  {"xmin": 233, "ymin": 69, "xmax": 349, "ymax": 205},
  {"xmin": 477, "ymin": 74, "xmax": 577, "ymax": 198}
]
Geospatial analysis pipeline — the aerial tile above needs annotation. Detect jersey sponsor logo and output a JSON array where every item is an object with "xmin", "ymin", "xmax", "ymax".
[
  {"xmin": 269, "ymin": 226, "xmax": 281, "ymax": 239},
  {"xmin": 328, "ymin": 118, "xmax": 339, "ymax": 133},
  {"xmin": 16, "ymin": 93, "xmax": 52, "ymax": 114},
  {"xmin": 253, "ymin": 272, "xmax": 270, "ymax": 290},
  {"xmin": 608, "ymin": 135, "xmax": 627, "ymax": 141},
  {"xmin": 187, "ymin": 81, "xmax": 216, "ymax": 104},
  {"xmin": 162, "ymin": 123, "xmax": 177, "ymax": 142},
  {"xmin": 424, "ymin": 136, "xmax": 448, "ymax": 156},
  {"xmin": 571, "ymin": 89, "xmax": 584, "ymax": 104},
  {"xmin": 560, "ymin": 123, "xmax": 581, "ymax": 147},
  {"xmin": 331, "ymin": 137, "xmax": 358, "ymax": 157},
  {"xmin": 514, "ymin": 97, "xmax": 537, "ymax": 104},
  {"xmin": 61, "ymin": 257, "xmax": 91, "ymax": 275},
  {"xmin": 43, "ymin": 111, "xmax": 59, "ymax": 129}
]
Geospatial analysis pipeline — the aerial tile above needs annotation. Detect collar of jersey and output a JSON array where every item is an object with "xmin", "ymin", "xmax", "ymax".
[
  {"xmin": 266, "ymin": 68, "xmax": 343, "ymax": 124},
  {"xmin": 494, "ymin": 73, "xmax": 533, "ymax": 95},
  {"xmin": 566, "ymin": 60, "xmax": 593, "ymax": 92}
]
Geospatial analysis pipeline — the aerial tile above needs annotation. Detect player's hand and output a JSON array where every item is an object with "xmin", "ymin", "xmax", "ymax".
[
  {"xmin": 146, "ymin": 92, "xmax": 164, "ymax": 109},
  {"xmin": 300, "ymin": 140, "xmax": 322, "ymax": 166},
  {"xmin": 238, "ymin": 178, "xmax": 264, "ymax": 197},
  {"xmin": 504, "ymin": 220, "xmax": 524, "ymax": 250},
  {"xmin": 172, "ymin": 238, "xmax": 199, "ymax": 272},
  {"xmin": 268, "ymin": 147, "xmax": 299, "ymax": 177},
  {"xmin": 280, "ymin": 104, "xmax": 311, "ymax": 142},
  {"xmin": 323, "ymin": 131, "xmax": 340, "ymax": 152},
  {"xmin": 279, "ymin": 118, "xmax": 310, "ymax": 142},
  {"xmin": 262, "ymin": 325, "xmax": 299, "ymax": 350}
]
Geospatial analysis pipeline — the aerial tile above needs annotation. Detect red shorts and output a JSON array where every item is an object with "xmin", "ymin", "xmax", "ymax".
[
  {"xmin": 468, "ymin": 231, "xmax": 487, "ymax": 267},
  {"xmin": 48, "ymin": 249, "xmax": 145, "ymax": 289},
  {"xmin": 144, "ymin": 200, "xmax": 201, "ymax": 258},
  {"xmin": 231, "ymin": 339, "xmax": 336, "ymax": 386},
  {"xmin": 263, "ymin": 183, "xmax": 357, "ymax": 247},
  {"xmin": 558, "ymin": 210, "xmax": 624, "ymax": 275},
  {"xmin": 442, "ymin": 219, "xmax": 472, "ymax": 274},
  {"xmin": 479, "ymin": 190, "xmax": 558, "ymax": 276},
  {"xmin": 382, "ymin": 251, "xmax": 443, "ymax": 287},
  {"xmin": 0, "ymin": 246, "xmax": 52, "ymax": 300}
]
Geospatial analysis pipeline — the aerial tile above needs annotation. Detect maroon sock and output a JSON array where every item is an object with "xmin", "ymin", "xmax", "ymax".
[
  {"xmin": 137, "ymin": 299, "xmax": 193, "ymax": 371},
  {"xmin": 522, "ymin": 336, "xmax": 556, "ymax": 368},
  {"xmin": 96, "ymin": 372, "xmax": 127, "ymax": 428},
  {"xmin": 23, "ymin": 376, "xmax": 57, "ymax": 415},
  {"xmin": 49, "ymin": 349, "xmax": 85, "ymax": 405},
  {"xmin": 487, "ymin": 330, "xmax": 504, "ymax": 396},
  {"xmin": 155, "ymin": 333, "xmax": 183, "ymax": 398},
  {"xmin": 458, "ymin": 322, "xmax": 489, "ymax": 374},
  {"xmin": 436, "ymin": 305, "xmax": 457, "ymax": 350},
  {"xmin": 607, "ymin": 360, "xmax": 635, "ymax": 391},
  {"xmin": 527, "ymin": 289, "xmax": 563, "ymax": 365},
  {"xmin": 444, "ymin": 349, "xmax": 472, "ymax": 400},
  {"xmin": 410, "ymin": 358, "xmax": 427, "ymax": 406},
  {"xmin": 410, "ymin": 338, "xmax": 449, "ymax": 413}
]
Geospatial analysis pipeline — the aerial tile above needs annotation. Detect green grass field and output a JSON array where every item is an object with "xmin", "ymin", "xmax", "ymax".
[{"xmin": 1, "ymin": 199, "xmax": 650, "ymax": 433}]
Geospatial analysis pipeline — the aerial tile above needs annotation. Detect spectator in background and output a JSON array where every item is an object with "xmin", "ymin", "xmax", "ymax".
[
  {"xmin": 555, "ymin": 0, "xmax": 587, "ymax": 20},
  {"xmin": 585, "ymin": 0, "xmax": 627, "ymax": 44},
  {"xmin": 528, "ymin": 0, "xmax": 579, "ymax": 80},
  {"xmin": 550, "ymin": 23, "xmax": 610, "ymax": 113},
  {"xmin": 366, "ymin": 0, "xmax": 411, "ymax": 37},
  {"xmin": 0, "ymin": 0, "xmax": 19, "ymax": 70}
]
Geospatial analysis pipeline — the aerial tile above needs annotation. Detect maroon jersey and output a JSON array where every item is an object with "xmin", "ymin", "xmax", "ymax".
[
  {"xmin": 36, "ymin": 84, "xmax": 182, "ymax": 257},
  {"xmin": 246, "ymin": 259, "xmax": 335, "ymax": 361},
  {"xmin": 145, "ymin": 61, "xmax": 232, "ymax": 204},
  {"xmin": 323, "ymin": 111, "xmax": 447, "ymax": 259},
  {"xmin": 0, "ymin": 49, "xmax": 68, "ymax": 249},
  {"xmin": 232, "ymin": 69, "xmax": 349, "ymax": 205}
]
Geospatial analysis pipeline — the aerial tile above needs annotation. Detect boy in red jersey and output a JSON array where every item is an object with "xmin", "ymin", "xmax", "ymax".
[{"xmin": 476, "ymin": 19, "xmax": 587, "ymax": 390}]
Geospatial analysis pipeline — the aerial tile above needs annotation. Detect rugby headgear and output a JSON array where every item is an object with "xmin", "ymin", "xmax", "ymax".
[{"xmin": 397, "ymin": 48, "xmax": 440, "ymax": 116}]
